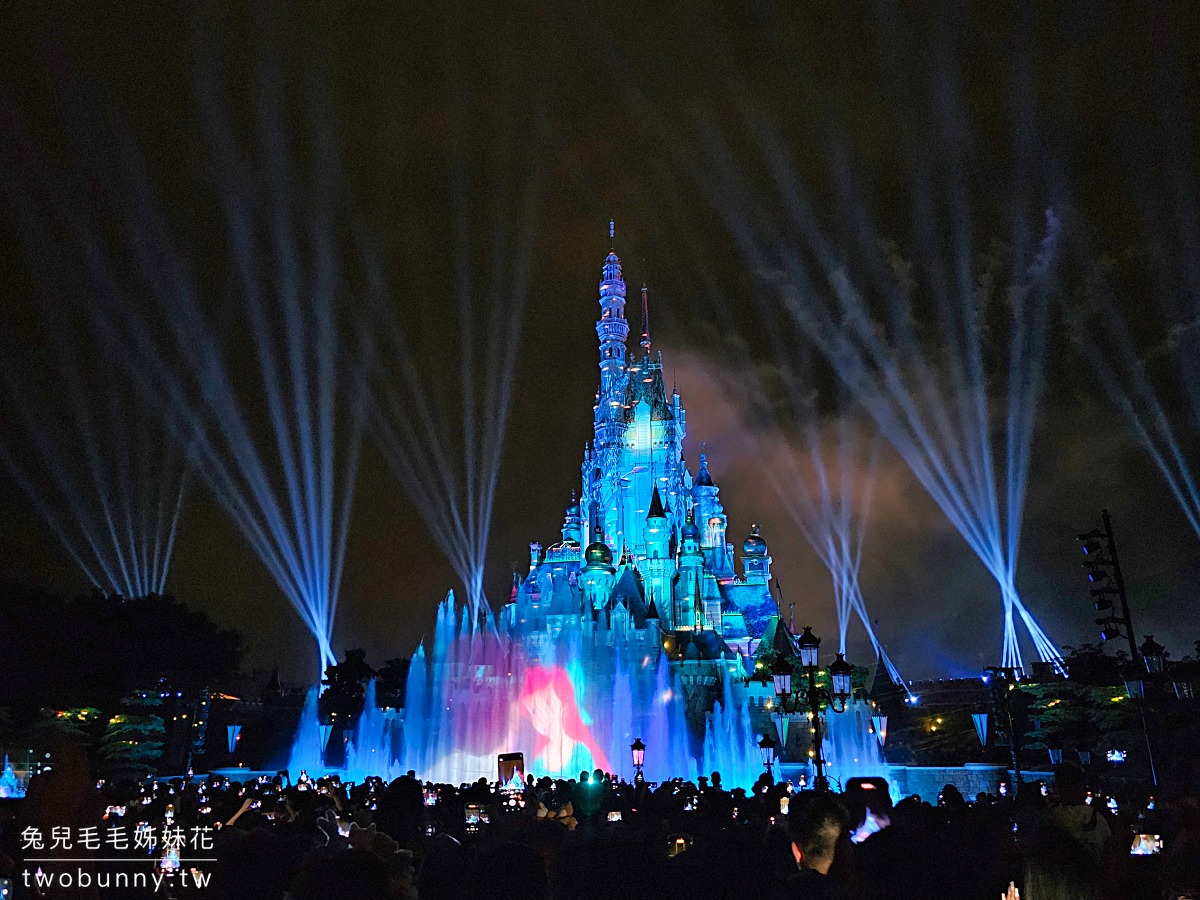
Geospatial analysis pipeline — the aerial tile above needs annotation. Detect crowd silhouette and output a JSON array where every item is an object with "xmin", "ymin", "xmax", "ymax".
[{"xmin": 2, "ymin": 750, "xmax": 1198, "ymax": 900}]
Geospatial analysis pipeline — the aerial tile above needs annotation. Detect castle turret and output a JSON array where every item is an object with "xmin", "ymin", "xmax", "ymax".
[
  {"xmin": 645, "ymin": 597, "xmax": 660, "ymax": 640},
  {"xmin": 642, "ymin": 485, "xmax": 672, "ymax": 628},
  {"xmin": 677, "ymin": 510, "xmax": 704, "ymax": 629},
  {"xmin": 595, "ymin": 226, "xmax": 629, "ymax": 424},
  {"xmin": 561, "ymin": 491, "xmax": 583, "ymax": 546},
  {"xmin": 690, "ymin": 451, "xmax": 732, "ymax": 577},
  {"xmin": 740, "ymin": 524, "xmax": 772, "ymax": 585},
  {"xmin": 580, "ymin": 519, "xmax": 617, "ymax": 616}
]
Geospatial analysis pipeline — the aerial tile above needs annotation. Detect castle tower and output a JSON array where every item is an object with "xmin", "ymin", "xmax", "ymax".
[
  {"xmin": 740, "ymin": 524, "xmax": 772, "ymax": 585},
  {"xmin": 690, "ymin": 452, "xmax": 732, "ymax": 578},
  {"xmin": 584, "ymin": 224, "xmax": 631, "ymax": 555},
  {"xmin": 560, "ymin": 491, "xmax": 583, "ymax": 546},
  {"xmin": 642, "ymin": 485, "xmax": 673, "ymax": 628},
  {"xmin": 677, "ymin": 509, "xmax": 704, "ymax": 629},
  {"xmin": 595, "ymin": 227, "xmax": 629, "ymax": 434}
]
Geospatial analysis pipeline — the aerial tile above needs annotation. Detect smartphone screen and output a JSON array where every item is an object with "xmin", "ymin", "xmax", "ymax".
[
  {"xmin": 607, "ymin": 811, "xmax": 622, "ymax": 822},
  {"xmin": 498, "ymin": 753, "xmax": 525, "ymax": 791},
  {"xmin": 1130, "ymin": 834, "xmax": 1162, "ymax": 855},
  {"xmin": 160, "ymin": 847, "xmax": 180, "ymax": 872},
  {"xmin": 667, "ymin": 834, "xmax": 692, "ymax": 857},
  {"xmin": 851, "ymin": 809, "xmax": 887, "ymax": 844},
  {"xmin": 465, "ymin": 804, "xmax": 483, "ymax": 825}
]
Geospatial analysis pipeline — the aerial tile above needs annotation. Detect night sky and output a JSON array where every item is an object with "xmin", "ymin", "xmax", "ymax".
[{"xmin": 2, "ymin": 1, "xmax": 1198, "ymax": 683}]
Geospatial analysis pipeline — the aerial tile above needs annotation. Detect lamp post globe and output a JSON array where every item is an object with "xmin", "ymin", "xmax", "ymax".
[
  {"xmin": 770, "ymin": 655, "xmax": 793, "ymax": 699},
  {"xmin": 829, "ymin": 653, "xmax": 854, "ymax": 702},
  {"xmin": 631, "ymin": 737, "xmax": 645, "ymax": 781},
  {"xmin": 1140, "ymin": 635, "xmax": 1165, "ymax": 675},
  {"xmin": 796, "ymin": 626, "xmax": 821, "ymax": 670}
]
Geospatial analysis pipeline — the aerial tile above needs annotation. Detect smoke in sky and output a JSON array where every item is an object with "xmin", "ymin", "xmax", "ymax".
[{"xmin": 666, "ymin": 345, "xmax": 1198, "ymax": 679}]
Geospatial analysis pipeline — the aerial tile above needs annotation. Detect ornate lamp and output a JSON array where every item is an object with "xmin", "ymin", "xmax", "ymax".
[
  {"xmin": 631, "ymin": 738, "xmax": 645, "ymax": 781},
  {"xmin": 758, "ymin": 733, "xmax": 777, "ymax": 774},
  {"xmin": 829, "ymin": 653, "xmax": 854, "ymax": 702},
  {"xmin": 796, "ymin": 626, "xmax": 821, "ymax": 670},
  {"xmin": 1140, "ymin": 635, "xmax": 1165, "ymax": 675},
  {"xmin": 770, "ymin": 655, "xmax": 793, "ymax": 699}
]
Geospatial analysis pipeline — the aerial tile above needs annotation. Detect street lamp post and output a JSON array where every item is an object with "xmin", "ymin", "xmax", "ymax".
[
  {"xmin": 1123, "ymin": 635, "xmax": 1165, "ymax": 787},
  {"xmin": 984, "ymin": 665, "xmax": 1025, "ymax": 797},
  {"xmin": 774, "ymin": 626, "xmax": 854, "ymax": 792},
  {"xmin": 1079, "ymin": 510, "xmax": 1158, "ymax": 786},
  {"xmin": 631, "ymin": 737, "xmax": 645, "ymax": 783},
  {"xmin": 758, "ymin": 733, "xmax": 777, "ymax": 777},
  {"xmin": 770, "ymin": 655, "xmax": 793, "ymax": 755}
]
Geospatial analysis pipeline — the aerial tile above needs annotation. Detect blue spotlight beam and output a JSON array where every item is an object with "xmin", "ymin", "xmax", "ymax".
[
  {"xmin": 593, "ymin": 28, "xmax": 1063, "ymax": 671},
  {"xmin": 1063, "ymin": 56, "xmax": 1200, "ymax": 543},
  {"xmin": 678, "ymin": 82, "xmax": 1065, "ymax": 673},
  {"xmin": 765, "ymin": 414, "xmax": 909, "ymax": 694},
  {"xmin": 1068, "ymin": 260, "xmax": 1200, "ymax": 541},
  {"xmin": 353, "ymin": 51, "xmax": 545, "ymax": 625},
  {"xmin": 1, "ymin": 187, "xmax": 188, "ymax": 600},
  {"xmin": 30, "ymin": 63, "xmax": 364, "ymax": 675}
]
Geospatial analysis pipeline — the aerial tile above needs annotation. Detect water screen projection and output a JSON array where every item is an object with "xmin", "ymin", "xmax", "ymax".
[
  {"xmin": 291, "ymin": 598, "xmax": 891, "ymax": 790},
  {"xmin": 292, "ymin": 595, "xmax": 708, "ymax": 786}
]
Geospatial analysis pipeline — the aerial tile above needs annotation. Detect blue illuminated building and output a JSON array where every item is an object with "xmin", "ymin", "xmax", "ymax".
[
  {"xmin": 293, "ymin": 235, "xmax": 893, "ymax": 788},
  {"xmin": 505, "ymin": 237, "xmax": 778, "ymax": 662}
]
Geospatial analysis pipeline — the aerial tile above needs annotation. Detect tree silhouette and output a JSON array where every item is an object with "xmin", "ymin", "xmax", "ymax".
[
  {"xmin": 98, "ymin": 693, "xmax": 165, "ymax": 781},
  {"xmin": 319, "ymin": 649, "xmax": 376, "ymax": 727}
]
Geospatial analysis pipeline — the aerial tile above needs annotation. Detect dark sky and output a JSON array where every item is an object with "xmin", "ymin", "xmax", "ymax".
[{"xmin": 2, "ymin": 1, "xmax": 1198, "ymax": 684}]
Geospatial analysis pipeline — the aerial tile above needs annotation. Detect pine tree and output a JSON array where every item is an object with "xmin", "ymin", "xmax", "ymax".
[{"xmin": 99, "ymin": 692, "xmax": 165, "ymax": 780}]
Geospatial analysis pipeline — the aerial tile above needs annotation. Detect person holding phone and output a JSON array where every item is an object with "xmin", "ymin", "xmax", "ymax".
[{"xmin": 1045, "ymin": 769, "xmax": 1110, "ymax": 863}]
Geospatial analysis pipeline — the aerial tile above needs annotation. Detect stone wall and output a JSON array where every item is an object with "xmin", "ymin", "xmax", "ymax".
[{"xmin": 887, "ymin": 764, "xmax": 1055, "ymax": 802}]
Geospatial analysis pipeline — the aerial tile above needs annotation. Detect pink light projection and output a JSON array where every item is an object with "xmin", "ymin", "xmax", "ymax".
[{"xmin": 520, "ymin": 666, "xmax": 611, "ymax": 773}]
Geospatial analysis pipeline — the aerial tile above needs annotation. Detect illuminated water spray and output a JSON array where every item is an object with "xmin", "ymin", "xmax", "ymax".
[{"xmin": 292, "ymin": 594, "xmax": 735, "ymax": 787}]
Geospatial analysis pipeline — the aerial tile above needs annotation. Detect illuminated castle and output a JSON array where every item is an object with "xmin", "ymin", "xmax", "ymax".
[
  {"xmin": 287, "ymin": 234, "xmax": 789, "ymax": 786},
  {"xmin": 503, "ymin": 233, "xmax": 779, "ymax": 667}
]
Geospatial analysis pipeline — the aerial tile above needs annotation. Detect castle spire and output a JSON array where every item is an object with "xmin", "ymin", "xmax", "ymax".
[
  {"xmin": 596, "ymin": 223, "xmax": 630, "ymax": 429},
  {"xmin": 647, "ymin": 484, "xmax": 666, "ymax": 520},
  {"xmin": 640, "ymin": 284, "xmax": 651, "ymax": 355}
]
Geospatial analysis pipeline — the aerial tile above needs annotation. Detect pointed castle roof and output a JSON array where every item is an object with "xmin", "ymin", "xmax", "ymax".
[{"xmin": 647, "ymin": 484, "xmax": 666, "ymax": 520}]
